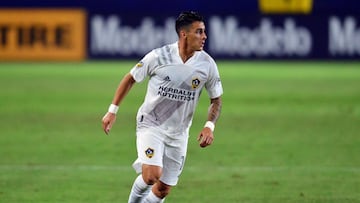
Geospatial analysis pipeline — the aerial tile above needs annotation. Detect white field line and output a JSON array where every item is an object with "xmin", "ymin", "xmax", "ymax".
[{"xmin": 0, "ymin": 165, "xmax": 360, "ymax": 173}]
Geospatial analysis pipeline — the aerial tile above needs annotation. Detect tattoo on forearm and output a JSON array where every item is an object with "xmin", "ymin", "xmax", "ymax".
[{"xmin": 208, "ymin": 97, "xmax": 222, "ymax": 123}]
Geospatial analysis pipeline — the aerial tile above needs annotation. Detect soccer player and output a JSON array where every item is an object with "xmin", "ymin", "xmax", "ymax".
[{"xmin": 101, "ymin": 11, "xmax": 223, "ymax": 203}]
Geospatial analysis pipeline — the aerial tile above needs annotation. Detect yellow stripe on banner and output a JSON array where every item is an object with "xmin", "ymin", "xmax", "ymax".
[
  {"xmin": 0, "ymin": 9, "xmax": 86, "ymax": 61},
  {"xmin": 259, "ymin": 0, "xmax": 313, "ymax": 14}
]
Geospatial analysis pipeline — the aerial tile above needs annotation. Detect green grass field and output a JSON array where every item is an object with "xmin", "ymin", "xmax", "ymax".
[{"xmin": 0, "ymin": 61, "xmax": 360, "ymax": 203}]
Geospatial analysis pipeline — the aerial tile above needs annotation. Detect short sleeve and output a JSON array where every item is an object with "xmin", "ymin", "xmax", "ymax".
[
  {"xmin": 205, "ymin": 59, "xmax": 223, "ymax": 99},
  {"xmin": 130, "ymin": 51, "xmax": 157, "ymax": 83}
]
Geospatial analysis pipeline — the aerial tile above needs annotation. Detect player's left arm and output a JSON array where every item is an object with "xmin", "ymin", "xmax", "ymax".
[{"xmin": 198, "ymin": 96, "xmax": 222, "ymax": 148}]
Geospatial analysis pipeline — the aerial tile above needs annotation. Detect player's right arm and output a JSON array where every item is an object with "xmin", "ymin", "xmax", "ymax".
[
  {"xmin": 102, "ymin": 73, "xmax": 136, "ymax": 135},
  {"xmin": 102, "ymin": 50, "xmax": 156, "ymax": 135}
]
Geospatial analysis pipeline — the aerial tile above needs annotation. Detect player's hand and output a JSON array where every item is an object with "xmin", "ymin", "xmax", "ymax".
[
  {"xmin": 197, "ymin": 127, "xmax": 214, "ymax": 148},
  {"xmin": 102, "ymin": 112, "xmax": 117, "ymax": 135}
]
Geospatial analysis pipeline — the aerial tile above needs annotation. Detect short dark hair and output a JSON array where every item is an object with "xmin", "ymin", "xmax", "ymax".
[{"xmin": 175, "ymin": 11, "xmax": 204, "ymax": 36}]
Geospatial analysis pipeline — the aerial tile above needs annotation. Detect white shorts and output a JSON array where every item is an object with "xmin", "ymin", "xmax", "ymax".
[{"xmin": 132, "ymin": 127, "xmax": 189, "ymax": 186}]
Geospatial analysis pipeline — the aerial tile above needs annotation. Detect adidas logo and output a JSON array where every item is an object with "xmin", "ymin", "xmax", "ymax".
[{"xmin": 164, "ymin": 76, "xmax": 171, "ymax": 81}]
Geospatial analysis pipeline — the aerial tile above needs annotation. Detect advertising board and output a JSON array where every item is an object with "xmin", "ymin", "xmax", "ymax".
[
  {"xmin": 0, "ymin": 9, "xmax": 86, "ymax": 61},
  {"xmin": 88, "ymin": 13, "xmax": 360, "ymax": 59}
]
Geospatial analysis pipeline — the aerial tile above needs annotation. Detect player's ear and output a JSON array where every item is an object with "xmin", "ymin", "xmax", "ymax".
[{"xmin": 180, "ymin": 30, "xmax": 187, "ymax": 38}]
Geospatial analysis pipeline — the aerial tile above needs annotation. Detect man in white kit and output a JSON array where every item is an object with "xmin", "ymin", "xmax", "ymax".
[{"xmin": 101, "ymin": 11, "xmax": 223, "ymax": 203}]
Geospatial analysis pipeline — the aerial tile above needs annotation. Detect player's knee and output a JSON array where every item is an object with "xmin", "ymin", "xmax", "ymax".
[
  {"xmin": 141, "ymin": 165, "xmax": 162, "ymax": 185},
  {"xmin": 153, "ymin": 181, "xmax": 171, "ymax": 198},
  {"xmin": 142, "ymin": 173, "xmax": 160, "ymax": 185}
]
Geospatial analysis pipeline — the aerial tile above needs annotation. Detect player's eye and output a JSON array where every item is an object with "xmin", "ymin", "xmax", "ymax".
[{"xmin": 196, "ymin": 29, "xmax": 204, "ymax": 34}]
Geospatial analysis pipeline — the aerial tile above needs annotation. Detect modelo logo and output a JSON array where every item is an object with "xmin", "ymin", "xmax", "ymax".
[
  {"xmin": 91, "ymin": 16, "xmax": 177, "ymax": 55},
  {"xmin": 90, "ymin": 15, "xmax": 312, "ymax": 58},
  {"xmin": 329, "ymin": 16, "xmax": 360, "ymax": 56},
  {"xmin": 209, "ymin": 17, "xmax": 312, "ymax": 57},
  {"xmin": 0, "ymin": 9, "xmax": 86, "ymax": 61}
]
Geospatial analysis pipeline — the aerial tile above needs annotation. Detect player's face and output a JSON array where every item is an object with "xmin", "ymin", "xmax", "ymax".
[{"xmin": 185, "ymin": 21, "xmax": 207, "ymax": 51}]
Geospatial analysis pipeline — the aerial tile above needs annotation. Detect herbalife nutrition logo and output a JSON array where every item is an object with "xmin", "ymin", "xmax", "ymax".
[{"xmin": 158, "ymin": 86, "xmax": 196, "ymax": 101}]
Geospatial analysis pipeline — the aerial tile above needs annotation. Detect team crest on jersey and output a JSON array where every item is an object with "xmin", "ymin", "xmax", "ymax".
[
  {"xmin": 136, "ymin": 61, "xmax": 144, "ymax": 68},
  {"xmin": 192, "ymin": 78, "xmax": 200, "ymax": 89},
  {"xmin": 145, "ymin": 148, "xmax": 154, "ymax": 158}
]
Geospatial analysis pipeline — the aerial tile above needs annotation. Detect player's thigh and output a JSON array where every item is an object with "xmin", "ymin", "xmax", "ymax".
[
  {"xmin": 136, "ymin": 128, "xmax": 165, "ymax": 167},
  {"xmin": 160, "ymin": 137, "xmax": 189, "ymax": 186}
]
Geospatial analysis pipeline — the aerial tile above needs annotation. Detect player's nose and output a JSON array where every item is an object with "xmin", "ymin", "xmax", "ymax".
[{"xmin": 203, "ymin": 32, "xmax": 207, "ymax": 39}]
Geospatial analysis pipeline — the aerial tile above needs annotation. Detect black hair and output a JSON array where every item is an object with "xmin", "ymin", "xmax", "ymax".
[{"xmin": 175, "ymin": 11, "xmax": 204, "ymax": 36}]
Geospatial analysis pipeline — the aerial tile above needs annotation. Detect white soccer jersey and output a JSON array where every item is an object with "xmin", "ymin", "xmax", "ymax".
[{"xmin": 130, "ymin": 42, "xmax": 223, "ymax": 136}]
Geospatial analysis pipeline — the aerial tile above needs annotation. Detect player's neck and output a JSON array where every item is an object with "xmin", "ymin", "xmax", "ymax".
[
  {"xmin": 178, "ymin": 41, "xmax": 195, "ymax": 63},
  {"xmin": 179, "ymin": 50, "xmax": 195, "ymax": 63}
]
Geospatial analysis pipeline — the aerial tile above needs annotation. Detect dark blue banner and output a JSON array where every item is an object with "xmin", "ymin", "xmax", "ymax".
[
  {"xmin": 88, "ymin": 13, "xmax": 360, "ymax": 59},
  {"xmin": 2, "ymin": 0, "xmax": 360, "ymax": 14}
]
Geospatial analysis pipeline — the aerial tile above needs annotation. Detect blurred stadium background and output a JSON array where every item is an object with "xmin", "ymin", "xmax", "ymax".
[{"xmin": 1, "ymin": 0, "xmax": 359, "ymax": 202}]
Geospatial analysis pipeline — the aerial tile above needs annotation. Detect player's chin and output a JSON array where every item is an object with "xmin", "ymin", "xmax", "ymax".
[{"xmin": 198, "ymin": 44, "xmax": 205, "ymax": 51}]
